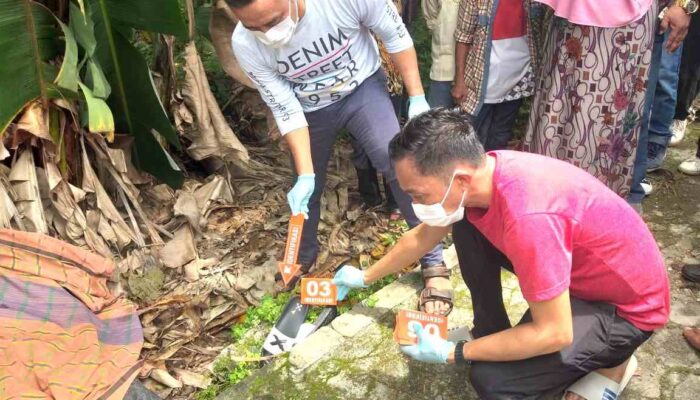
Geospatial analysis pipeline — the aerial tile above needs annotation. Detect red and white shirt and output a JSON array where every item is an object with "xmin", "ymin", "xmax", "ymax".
[{"xmin": 485, "ymin": 0, "xmax": 533, "ymax": 103}]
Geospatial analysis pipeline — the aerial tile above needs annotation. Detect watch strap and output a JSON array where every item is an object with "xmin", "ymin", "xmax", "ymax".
[
  {"xmin": 455, "ymin": 340, "xmax": 472, "ymax": 365},
  {"xmin": 677, "ymin": 0, "xmax": 699, "ymax": 13}
]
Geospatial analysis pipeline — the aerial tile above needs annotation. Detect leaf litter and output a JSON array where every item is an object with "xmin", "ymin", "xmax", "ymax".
[
  {"xmin": 130, "ymin": 138, "xmax": 410, "ymax": 399},
  {"xmin": 0, "ymin": 3, "xmax": 413, "ymax": 395}
]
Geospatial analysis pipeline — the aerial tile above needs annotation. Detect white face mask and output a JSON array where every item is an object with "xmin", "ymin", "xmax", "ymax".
[
  {"xmin": 251, "ymin": 0, "xmax": 298, "ymax": 48},
  {"xmin": 412, "ymin": 171, "xmax": 467, "ymax": 227}
]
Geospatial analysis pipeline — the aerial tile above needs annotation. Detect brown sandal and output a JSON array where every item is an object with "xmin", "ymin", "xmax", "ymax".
[{"xmin": 418, "ymin": 264, "xmax": 454, "ymax": 316}]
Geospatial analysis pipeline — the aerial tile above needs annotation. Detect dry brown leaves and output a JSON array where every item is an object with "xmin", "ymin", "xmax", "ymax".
[
  {"xmin": 134, "ymin": 138, "xmax": 398, "ymax": 398},
  {"xmin": 1, "ymin": 63, "xmax": 400, "ymax": 400}
]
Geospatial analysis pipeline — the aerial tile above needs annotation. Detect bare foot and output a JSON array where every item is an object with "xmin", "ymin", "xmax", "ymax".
[
  {"xmin": 563, "ymin": 358, "xmax": 630, "ymax": 400},
  {"xmin": 423, "ymin": 276, "xmax": 452, "ymax": 315},
  {"xmin": 683, "ymin": 327, "xmax": 700, "ymax": 350}
]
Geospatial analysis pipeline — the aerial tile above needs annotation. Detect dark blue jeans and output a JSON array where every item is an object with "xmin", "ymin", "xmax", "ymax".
[
  {"xmin": 299, "ymin": 71, "xmax": 444, "ymax": 268},
  {"xmin": 648, "ymin": 32, "xmax": 683, "ymax": 147},
  {"xmin": 427, "ymin": 80, "xmax": 456, "ymax": 108},
  {"xmin": 473, "ymin": 100, "xmax": 524, "ymax": 151},
  {"xmin": 628, "ymin": 30, "xmax": 664, "ymax": 204}
]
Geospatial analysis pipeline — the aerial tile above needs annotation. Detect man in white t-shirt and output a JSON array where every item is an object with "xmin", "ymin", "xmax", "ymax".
[{"xmin": 228, "ymin": 0, "xmax": 452, "ymax": 313}]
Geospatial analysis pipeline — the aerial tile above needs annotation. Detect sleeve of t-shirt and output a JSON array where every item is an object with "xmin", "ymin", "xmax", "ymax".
[
  {"xmin": 503, "ymin": 213, "xmax": 575, "ymax": 302},
  {"xmin": 421, "ymin": 0, "xmax": 442, "ymax": 31},
  {"xmin": 231, "ymin": 33, "xmax": 307, "ymax": 135},
  {"xmin": 350, "ymin": 0, "xmax": 413, "ymax": 53}
]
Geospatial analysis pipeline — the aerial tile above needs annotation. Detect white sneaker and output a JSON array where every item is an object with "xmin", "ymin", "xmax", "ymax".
[
  {"xmin": 640, "ymin": 178, "xmax": 653, "ymax": 196},
  {"xmin": 668, "ymin": 119, "xmax": 687, "ymax": 147},
  {"xmin": 679, "ymin": 157, "xmax": 700, "ymax": 175}
]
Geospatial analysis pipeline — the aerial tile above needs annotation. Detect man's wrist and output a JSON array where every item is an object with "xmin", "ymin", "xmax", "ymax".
[
  {"xmin": 407, "ymin": 90, "xmax": 425, "ymax": 97},
  {"xmin": 362, "ymin": 268, "xmax": 375, "ymax": 285},
  {"xmin": 447, "ymin": 345, "xmax": 456, "ymax": 364}
]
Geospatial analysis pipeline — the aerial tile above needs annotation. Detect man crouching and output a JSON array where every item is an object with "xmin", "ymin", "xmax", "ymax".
[{"xmin": 333, "ymin": 108, "xmax": 670, "ymax": 399}]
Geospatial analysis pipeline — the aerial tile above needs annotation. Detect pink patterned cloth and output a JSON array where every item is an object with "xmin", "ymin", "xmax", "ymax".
[
  {"xmin": 522, "ymin": 3, "xmax": 657, "ymax": 197},
  {"xmin": 534, "ymin": 0, "xmax": 654, "ymax": 27}
]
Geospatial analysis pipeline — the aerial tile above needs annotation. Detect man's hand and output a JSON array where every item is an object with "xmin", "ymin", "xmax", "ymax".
[
  {"xmin": 660, "ymin": 5, "xmax": 691, "ymax": 52},
  {"xmin": 451, "ymin": 81, "xmax": 468, "ymax": 104},
  {"xmin": 400, "ymin": 324, "xmax": 455, "ymax": 364},
  {"xmin": 287, "ymin": 174, "xmax": 315, "ymax": 218},
  {"xmin": 332, "ymin": 265, "xmax": 367, "ymax": 300},
  {"xmin": 408, "ymin": 95, "xmax": 431, "ymax": 119}
]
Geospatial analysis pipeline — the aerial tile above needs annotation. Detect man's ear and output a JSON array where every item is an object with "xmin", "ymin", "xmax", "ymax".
[{"xmin": 454, "ymin": 172, "xmax": 473, "ymax": 188}]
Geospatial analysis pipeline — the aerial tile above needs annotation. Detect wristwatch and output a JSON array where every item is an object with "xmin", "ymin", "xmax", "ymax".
[
  {"xmin": 676, "ymin": 0, "xmax": 699, "ymax": 14},
  {"xmin": 455, "ymin": 341, "xmax": 472, "ymax": 365}
]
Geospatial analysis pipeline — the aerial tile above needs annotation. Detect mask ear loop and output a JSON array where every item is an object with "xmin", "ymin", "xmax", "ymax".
[
  {"xmin": 456, "ymin": 190, "xmax": 467, "ymax": 209},
  {"xmin": 439, "ymin": 170, "xmax": 467, "ymax": 206},
  {"xmin": 291, "ymin": 0, "xmax": 299, "ymax": 24}
]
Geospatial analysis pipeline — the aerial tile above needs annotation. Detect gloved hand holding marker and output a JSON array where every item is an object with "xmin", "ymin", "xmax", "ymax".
[
  {"xmin": 287, "ymin": 174, "xmax": 315, "ymax": 218},
  {"xmin": 400, "ymin": 324, "xmax": 455, "ymax": 364},
  {"xmin": 332, "ymin": 265, "xmax": 368, "ymax": 301}
]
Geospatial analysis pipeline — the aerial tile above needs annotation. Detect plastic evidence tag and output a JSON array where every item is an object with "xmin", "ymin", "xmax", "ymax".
[
  {"xmin": 300, "ymin": 278, "xmax": 338, "ymax": 306},
  {"xmin": 394, "ymin": 309, "xmax": 448, "ymax": 345},
  {"xmin": 278, "ymin": 214, "xmax": 305, "ymax": 285}
]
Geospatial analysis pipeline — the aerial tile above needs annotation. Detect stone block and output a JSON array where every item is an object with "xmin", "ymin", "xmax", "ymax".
[
  {"xmin": 648, "ymin": 328, "xmax": 700, "ymax": 369},
  {"xmin": 669, "ymin": 302, "xmax": 700, "ymax": 327},
  {"xmin": 673, "ymin": 374, "xmax": 700, "ymax": 400},
  {"xmin": 443, "ymin": 244, "xmax": 459, "ymax": 270},
  {"xmin": 331, "ymin": 311, "xmax": 375, "ymax": 338},
  {"xmin": 288, "ymin": 326, "xmax": 344, "ymax": 371},
  {"xmin": 373, "ymin": 275, "xmax": 421, "ymax": 311}
]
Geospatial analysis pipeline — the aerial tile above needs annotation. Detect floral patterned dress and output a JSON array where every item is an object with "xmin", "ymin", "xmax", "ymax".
[{"xmin": 522, "ymin": 4, "xmax": 657, "ymax": 197}]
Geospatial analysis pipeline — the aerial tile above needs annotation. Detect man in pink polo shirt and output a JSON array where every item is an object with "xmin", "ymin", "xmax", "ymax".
[{"xmin": 333, "ymin": 108, "xmax": 670, "ymax": 399}]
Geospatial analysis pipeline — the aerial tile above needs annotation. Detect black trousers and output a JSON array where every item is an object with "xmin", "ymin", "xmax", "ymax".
[
  {"xmin": 674, "ymin": 11, "xmax": 700, "ymax": 122},
  {"xmin": 452, "ymin": 218, "xmax": 652, "ymax": 400},
  {"xmin": 473, "ymin": 99, "xmax": 524, "ymax": 151}
]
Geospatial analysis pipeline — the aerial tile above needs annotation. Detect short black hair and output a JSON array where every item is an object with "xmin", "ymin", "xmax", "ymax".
[
  {"xmin": 389, "ymin": 107, "xmax": 485, "ymax": 177},
  {"xmin": 226, "ymin": 0, "xmax": 255, "ymax": 8}
]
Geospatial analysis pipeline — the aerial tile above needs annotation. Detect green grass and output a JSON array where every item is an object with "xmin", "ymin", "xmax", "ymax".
[
  {"xmin": 231, "ymin": 292, "xmax": 294, "ymax": 341},
  {"xmin": 196, "ymin": 357, "xmax": 256, "ymax": 400},
  {"xmin": 197, "ymin": 270, "xmax": 399, "ymax": 399}
]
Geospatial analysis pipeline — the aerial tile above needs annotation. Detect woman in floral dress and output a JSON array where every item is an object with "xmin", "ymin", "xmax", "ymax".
[{"xmin": 522, "ymin": 0, "xmax": 658, "ymax": 197}]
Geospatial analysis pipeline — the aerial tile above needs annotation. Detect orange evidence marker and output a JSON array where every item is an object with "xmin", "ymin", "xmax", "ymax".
[
  {"xmin": 394, "ymin": 309, "xmax": 448, "ymax": 345},
  {"xmin": 278, "ymin": 214, "xmax": 305, "ymax": 286},
  {"xmin": 300, "ymin": 278, "xmax": 338, "ymax": 306}
]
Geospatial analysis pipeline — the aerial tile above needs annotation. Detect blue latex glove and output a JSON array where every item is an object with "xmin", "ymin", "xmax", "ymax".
[
  {"xmin": 332, "ymin": 265, "xmax": 367, "ymax": 301},
  {"xmin": 287, "ymin": 174, "xmax": 315, "ymax": 218},
  {"xmin": 407, "ymin": 95, "xmax": 430, "ymax": 119},
  {"xmin": 400, "ymin": 324, "xmax": 455, "ymax": 364}
]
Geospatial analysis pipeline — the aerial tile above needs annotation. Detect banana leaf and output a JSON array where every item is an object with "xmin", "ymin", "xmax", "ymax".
[
  {"xmin": 0, "ymin": 0, "xmax": 73, "ymax": 134},
  {"xmin": 102, "ymin": 0, "xmax": 187, "ymax": 40},
  {"xmin": 90, "ymin": 0, "xmax": 186, "ymax": 188},
  {"xmin": 78, "ymin": 82, "xmax": 114, "ymax": 140}
]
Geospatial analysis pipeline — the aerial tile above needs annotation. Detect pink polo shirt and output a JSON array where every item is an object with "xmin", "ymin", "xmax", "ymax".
[
  {"xmin": 467, "ymin": 151, "xmax": 670, "ymax": 331},
  {"xmin": 535, "ymin": 0, "xmax": 654, "ymax": 27}
]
